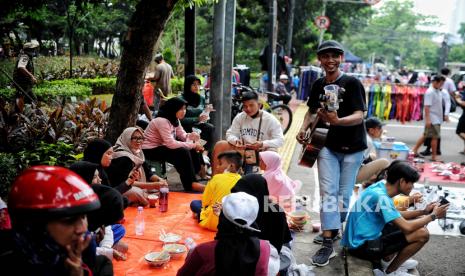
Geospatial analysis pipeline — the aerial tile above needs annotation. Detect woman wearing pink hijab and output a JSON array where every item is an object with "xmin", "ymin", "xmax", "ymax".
[{"xmin": 259, "ymin": 151, "xmax": 301, "ymax": 211}]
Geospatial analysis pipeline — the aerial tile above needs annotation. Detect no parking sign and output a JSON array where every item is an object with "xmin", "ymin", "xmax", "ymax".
[{"xmin": 314, "ymin": 16, "xmax": 330, "ymax": 30}]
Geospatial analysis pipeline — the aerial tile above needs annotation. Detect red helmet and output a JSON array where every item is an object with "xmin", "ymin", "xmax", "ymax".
[{"xmin": 8, "ymin": 166, "xmax": 101, "ymax": 221}]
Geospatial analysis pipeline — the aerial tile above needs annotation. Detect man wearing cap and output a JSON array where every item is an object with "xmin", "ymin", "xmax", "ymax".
[
  {"xmin": 275, "ymin": 74, "xmax": 292, "ymax": 105},
  {"xmin": 13, "ymin": 41, "xmax": 39, "ymax": 104},
  {"xmin": 356, "ymin": 117, "xmax": 390, "ymax": 185},
  {"xmin": 297, "ymin": 40, "xmax": 367, "ymax": 266}
]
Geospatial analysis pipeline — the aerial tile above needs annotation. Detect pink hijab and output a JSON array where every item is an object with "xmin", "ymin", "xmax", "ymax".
[{"xmin": 260, "ymin": 151, "xmax": 301, "ymax": 200}]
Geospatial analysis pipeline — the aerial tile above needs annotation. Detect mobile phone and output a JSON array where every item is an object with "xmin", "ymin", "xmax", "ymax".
[{"xmin": 438, "ymin": 197, "xmax": 449, "ymax": 206}]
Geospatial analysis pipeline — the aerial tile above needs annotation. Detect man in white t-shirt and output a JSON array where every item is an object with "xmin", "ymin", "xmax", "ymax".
[
  {"xmin": 211, "ymin": 91, "xmax": 284, "ymax": 175},
  {"xmin": 412, "ymin": 75, "xmax": 449, "ymax": 161}
]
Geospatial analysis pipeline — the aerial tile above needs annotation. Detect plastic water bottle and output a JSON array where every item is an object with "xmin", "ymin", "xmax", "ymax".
[
  {"xmin": 135, "ymin": 206, "xmax": 145, "ymax": 236},
  {"xmin": 159, "ymin": 187, "xmax": 169, "ymax": 212},
  {"xmin": 185, "ymin": 237, "xmax": 197, "ymax": 251}
]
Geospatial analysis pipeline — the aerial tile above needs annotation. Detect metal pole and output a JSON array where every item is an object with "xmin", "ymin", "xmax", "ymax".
[
  {"xmin": 184, "ymin": 5, "xmax": 196, "ymax": 76},
  {"xmin": 318, "ymin": 0, "xmax": 327, "ymax": 46},
  {"xmin": 286, "ymin": 0, "xmax": 295, "ymax": 56},
  {"xmin": 222, "ymin": 0, "xmax": 236, "ymax": 134},
  {"xmin": 210, "ymin": 0, "xmax": 226, "ymax": 142},
  {"xmin": 267, "ymin": 0, "xmax": 277, "ymax": 92}
]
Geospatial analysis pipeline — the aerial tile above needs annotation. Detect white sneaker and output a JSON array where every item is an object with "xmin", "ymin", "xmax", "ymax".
[
  {"xmin": 381, "ymin": 258, "xmax": 418, "ymax": 271},
  {"xmin": 384, "ymin": 269, "xmax": 415, "ymax": 276}
]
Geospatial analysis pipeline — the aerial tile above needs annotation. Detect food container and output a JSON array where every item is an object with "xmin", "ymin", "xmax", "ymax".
[
  {"xmin": 162, "ymin": 243, "xmax": 187, "ymax": 259},
  {"xmin": 159, "ymin": 233, "xmax": 182, "ymax": 244},
  {"xmin": 144, "ymin": 251, "xmax": 170, "ymax": 267},
  {"xmin": 148, "ymin": 194, "xmax": 159, "ymax": 208}
]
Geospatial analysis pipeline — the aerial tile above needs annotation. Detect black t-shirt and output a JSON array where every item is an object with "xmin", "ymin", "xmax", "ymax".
[{"xmin": 306, "ymin": 74, "xmax": 367, "ymax": 153}]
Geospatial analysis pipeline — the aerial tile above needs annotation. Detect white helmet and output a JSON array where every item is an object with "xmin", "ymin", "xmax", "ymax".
[{"xmin": 279, "ymin": 74, "xmax": 289, "ymax": 80}]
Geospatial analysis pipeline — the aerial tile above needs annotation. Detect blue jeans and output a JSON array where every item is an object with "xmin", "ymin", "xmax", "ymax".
[{"xmin": 317, "ymin": 147, "xmax": 364, "ymax": 231}]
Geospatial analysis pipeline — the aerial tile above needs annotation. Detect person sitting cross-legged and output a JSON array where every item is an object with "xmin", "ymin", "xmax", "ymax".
[
  {"xmin": 342, "ymin": 161, "xmax": 449, "ymax": 276},
  {"xmin": 190, "ymin": 151, "xmax": 243, "ymax": 231}
]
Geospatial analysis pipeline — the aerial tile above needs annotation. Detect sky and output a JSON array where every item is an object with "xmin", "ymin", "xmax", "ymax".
[
  {"xmin": 412, "ymin": 0, "xmax": 456, "ymax": 34},
  {"xmin": 374, "ymin": 0, "xmax": 456, "ymax": 33}
]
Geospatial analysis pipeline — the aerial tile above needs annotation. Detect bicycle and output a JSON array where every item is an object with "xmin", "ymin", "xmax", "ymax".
[{"xmin": 231, "ymin": 83, "xmax": 293, "ymax": 135}]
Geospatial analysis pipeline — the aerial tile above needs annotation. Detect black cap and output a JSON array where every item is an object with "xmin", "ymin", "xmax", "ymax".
[
  {"xmin": 317, "ymin": 40, "xmax": 344, "ymax": 55},
  {"xmin": 365, "ymin": 117, "xmax": 385, "ymax": 129}
]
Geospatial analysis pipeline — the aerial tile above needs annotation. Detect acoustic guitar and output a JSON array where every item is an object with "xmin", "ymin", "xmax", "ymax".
[{"xmin": 298, "ymin": 115, "xmax": 328, "ymax": 168}]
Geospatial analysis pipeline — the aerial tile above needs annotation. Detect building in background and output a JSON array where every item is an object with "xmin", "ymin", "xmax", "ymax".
[{"xmin": 449, "ymin": 0, "xmax": 465, "ymax": 43}]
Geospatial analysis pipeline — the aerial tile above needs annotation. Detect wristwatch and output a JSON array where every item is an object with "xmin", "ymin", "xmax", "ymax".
[{"xmin": 430, "ymin": 213, "xmax": 437, "ymax": 221}]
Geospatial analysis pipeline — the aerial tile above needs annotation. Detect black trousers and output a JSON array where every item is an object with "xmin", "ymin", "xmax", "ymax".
[
  {"xmin": 182, "ymin": 122, "xmax": 215, "ymax": 155},
  {"xmin": 143, "ymin": 146, "xmax": 202, "ymax": 191}
]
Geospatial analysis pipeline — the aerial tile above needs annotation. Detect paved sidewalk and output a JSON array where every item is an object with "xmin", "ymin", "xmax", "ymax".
[{"xmin": 287, "ymin": 145, "xmax": 375, "ymax": 275}]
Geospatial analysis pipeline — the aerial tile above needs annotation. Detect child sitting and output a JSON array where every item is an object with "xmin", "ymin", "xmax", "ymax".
[
  {"xmin": 190, "ymin": 151, "xmax": 242, "ymax": 231},
  {"xmin": 259, "ymin": 151, "xmax": 301, "ymax": 211}
]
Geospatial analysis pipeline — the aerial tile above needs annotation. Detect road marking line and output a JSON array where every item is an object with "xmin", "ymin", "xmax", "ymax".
[{"xmin": 279, "ymin": 104, "xmax": 308, "ymax": 172}]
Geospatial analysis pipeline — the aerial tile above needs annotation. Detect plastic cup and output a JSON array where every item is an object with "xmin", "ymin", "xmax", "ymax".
[{"xmin": 323, "ymin": 84, "xmax": 340, "ymax": 111}]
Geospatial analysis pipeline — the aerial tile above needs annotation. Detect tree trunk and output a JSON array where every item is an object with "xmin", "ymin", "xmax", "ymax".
[
  {"xmin": 105, "ymin": 0, "xmax": 178, "ymax": 143},
  {"xmin": 104, "ymin": 38, "xmax": 109, "ymax": 57},
  {"xmin": 74, "ymin": 37, "xmax": 81, "ymax": 56}
]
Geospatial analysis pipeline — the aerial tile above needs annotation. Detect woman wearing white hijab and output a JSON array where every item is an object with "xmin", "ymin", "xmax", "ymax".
[{"xmin": 107, "ymin": 127, "xmax": 168, "ymax": 206}]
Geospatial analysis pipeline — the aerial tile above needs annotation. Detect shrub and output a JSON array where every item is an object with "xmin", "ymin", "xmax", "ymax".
[
  {"xmin": 171, "ymin": 77, "xmax": 184, "ymax": 94},
  {"xmin": 0, "ymin": 88, "xmax": 15, "ymax": 99},
  {"xmin": 0, "ymin": 153, "xmax": 18, "ymax": 198},
  {"xmin": 35, "ymin": 83, "xmax": 92, "ymax": 99},
  {"xmin": 17, "ymin": 141, "xmax": 79, "ymax": 169},
  {"xmin": 74, "ymin": 78, "xmax": 116, "ymax": 94}
]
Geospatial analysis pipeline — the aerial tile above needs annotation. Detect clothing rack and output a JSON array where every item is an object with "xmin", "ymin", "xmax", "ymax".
[
  {"xmin": 364, "ymin": 82, "xmax": 428, "ymax": 123},
  {"xmin": 298, "ymin": 66, "xmax": 322, "ymax": 101}
]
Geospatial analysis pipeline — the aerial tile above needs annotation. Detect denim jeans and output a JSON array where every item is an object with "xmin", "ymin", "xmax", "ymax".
[{"xmin": 317, "ymin": 147, "xmax": 364, "ymax": 231}]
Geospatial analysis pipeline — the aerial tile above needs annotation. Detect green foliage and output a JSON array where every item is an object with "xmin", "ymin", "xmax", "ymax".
[
  {"xmin": 0, "ymin": 88, "xmax": 15, "ymax": 99},
  {"xmin": 458, "ymin": 23, "xmax": 465, "ymax": 42},
  {"xmin": 35, "ymin": 83, "xmax": 91, "ymax": 99},
  {"xmin": 0, "ymin": 98, "xmax": 109, "ymax": 153},
  {"xmin": 0, "ymin": 78, "xmax": 117, "ymax": 100},
  {"xmin": 449, "ymin": 45, "xmax": 465, "ymax": 63},
  {"xmin": 0, "ymin": 56, "xmax": 119, "ymax": 88},
  {"xmin": 0, "ymin": 153, "xmax": 17, "ymax": 198},
  {"xmin": 344, "ymin": 0, "xmax": 440, "ymax": 69},
  {"xmin": 171, "ymin": 77, "xmax": 184, "ymax": 94},
  {"xmin": 17, "ymin": 141, "xmax": 79, "ymax": 168}
]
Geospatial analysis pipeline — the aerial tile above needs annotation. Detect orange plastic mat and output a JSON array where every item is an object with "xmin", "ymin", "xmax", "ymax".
[{"xmin": 112, "ymin": 192, "xmax": 216, "ymax": 275}]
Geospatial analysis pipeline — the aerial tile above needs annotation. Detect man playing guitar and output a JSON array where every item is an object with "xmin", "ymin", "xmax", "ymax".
[{"xmin": 296, "ymin": 40, "xmax": 367, "ymax": 267}]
